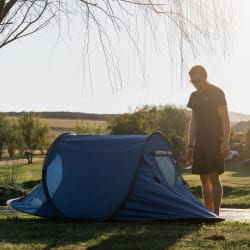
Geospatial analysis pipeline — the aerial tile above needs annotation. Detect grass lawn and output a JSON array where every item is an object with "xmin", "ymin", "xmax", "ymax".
[
  {"xmin": 0, "ymin": 214, "xmax": 250, "ymax": 249},
  {"xmin": 0, "ymin": 159, "xmax": 250, "ymax": 249},
  {"xmin": 182, "ymin": 160, "xmax": 250, "ymax": 208}
]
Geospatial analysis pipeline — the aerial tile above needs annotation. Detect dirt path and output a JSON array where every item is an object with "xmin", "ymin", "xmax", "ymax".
[{"xmin": 0, "ymin": 157, "xmax": 44, "ymax": 166}]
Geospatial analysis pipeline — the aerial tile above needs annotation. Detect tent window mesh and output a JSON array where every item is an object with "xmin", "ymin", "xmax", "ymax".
[{"xmin": 155, "ymin": 156, "xmax": 176, "ymax": 185}]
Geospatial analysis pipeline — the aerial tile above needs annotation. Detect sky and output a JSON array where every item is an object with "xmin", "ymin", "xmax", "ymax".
[{"xmin": 0, "ymin": 1, "xmax": 250, "ymax": 115}]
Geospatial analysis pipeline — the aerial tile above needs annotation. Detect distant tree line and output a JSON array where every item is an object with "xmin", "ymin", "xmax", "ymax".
[
  {"xmin": 1, "ymin": 106, "xmax": 192, "ymax": 164},
  {"xmin": 3, "ymin": 107, "xmax": 250, "ymax": 166},
  {"xmin": 7, "ymin": 112, "xmax": 116, "ymax": 121}
]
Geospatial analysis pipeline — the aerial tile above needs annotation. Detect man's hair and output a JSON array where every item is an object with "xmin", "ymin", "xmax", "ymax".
[{"xmin": 189, "ymin": 65, "xmax": 207, "ymax": 78}]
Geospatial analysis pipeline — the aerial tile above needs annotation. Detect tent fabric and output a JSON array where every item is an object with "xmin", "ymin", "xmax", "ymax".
[
  {"xmin": 42, "ymin": 134, "xmax": 147, "ymax": 220},
  {"xmin": 7, "ymin": 183, "xmax": 57, "ymax": 218},
  {"xmin": 7, "ymin": 132, "xmax": 223, "ymax": 222}
]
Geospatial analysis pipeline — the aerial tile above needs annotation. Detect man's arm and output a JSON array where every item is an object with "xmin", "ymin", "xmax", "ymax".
[
  {"xmin": 217, "ymin": 105, "xmax": 231, "ymax": 158},
  {"xmin": 188, "ymin": 110, "xmax": 196, "ymax": 146},
  {"xmin": 185, "ymin": 110, "xmax": 196, "ymax": 165}
]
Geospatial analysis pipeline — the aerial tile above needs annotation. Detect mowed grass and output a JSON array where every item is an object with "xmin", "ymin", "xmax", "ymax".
[
  {"xmin": 0, "ymin": 160, "xmax": 43, "ymax": 186},
  {"xmin": 0, "ymin": 215, "xmax": 250, "ymax": 249},
  {"xmin": 1, "ymin": 160, "xmax": 250, "ymax": 249}
]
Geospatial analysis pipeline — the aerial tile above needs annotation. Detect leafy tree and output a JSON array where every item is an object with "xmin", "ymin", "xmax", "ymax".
[
  {"xmin": 156, "ymin": 105, "xmax": 190, "ymax": 162},
  {"xmin": 18, "ymin": 112, "xmax": 51, "ymax": 164},
  {"xmin": 6, "ymin": 118, "xmax": 24, "ymax": 158},
  {"xmin": 0, "ymin": 113, "xmax": 10, "ymax": 158},
  {"xmin": 157, "ymin": 105, "xmax": 190, "ymax": 139},
  {"xmin": 73, "ymin": 120, "xmax": 108, "ymax": 135},
  {"xmin": 108, "ymin": 105, "xmax": 190, "ymax": 162},
  {"xmin": 167, "ymin": 133, "xmax": 186, "ymax": 165},
  {"xmin": 108, "ymin": 107, "xmax": 156, "ymax": 135}
]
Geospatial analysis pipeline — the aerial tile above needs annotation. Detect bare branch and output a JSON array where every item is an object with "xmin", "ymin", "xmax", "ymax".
[{"xmin": 0, "ymin": 0, "xmax": 233, "ymax": 89}]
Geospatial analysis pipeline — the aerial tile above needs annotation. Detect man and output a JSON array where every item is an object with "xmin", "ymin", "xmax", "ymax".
[{"xmin": 185, "ymin": 65, "xmax": 230, "ymax": 216}]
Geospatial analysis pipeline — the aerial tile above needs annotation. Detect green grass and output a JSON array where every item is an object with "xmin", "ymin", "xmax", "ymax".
[
  {"xmin": 16, "ymin": 161, "xmax": 42, "ymax": 183},
  {"xmin": 0, "ymin": 215, "xmax": 250, "ymax": 249},
  {"xmin": 0, "ymin": 160, "xmax": 42, "ymax": 187},
  {"xmin": 1, "ymin": 160, "xmax": 250, "ymax": 249},
  {"xmin": 182, "ymin": 161, "xmax": 250, "ymax": 187},
  {"xmin": 182, "ymin": 160, "xmax": 250, "ymax": 208}
]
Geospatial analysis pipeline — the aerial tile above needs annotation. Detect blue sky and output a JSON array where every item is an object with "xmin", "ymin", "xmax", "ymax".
[{"xmin": 0, "ymin": 1, "xmax": 249, "ymax": 114}]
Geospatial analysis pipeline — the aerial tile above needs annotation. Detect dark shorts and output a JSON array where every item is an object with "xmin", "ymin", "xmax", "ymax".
[{"xmin": 192, "ymin": 139, "xmax": 224, "ymax": 175}]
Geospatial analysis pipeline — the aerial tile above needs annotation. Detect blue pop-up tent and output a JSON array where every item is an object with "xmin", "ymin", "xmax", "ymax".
[{"xmin": 7, "ymin": 132, "xmax": 223, "ymax": 222}]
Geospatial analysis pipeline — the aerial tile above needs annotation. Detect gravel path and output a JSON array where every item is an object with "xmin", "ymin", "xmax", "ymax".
[{"xmin": 220, "ymin": 208, "xmax": 250, "ymax": 222}]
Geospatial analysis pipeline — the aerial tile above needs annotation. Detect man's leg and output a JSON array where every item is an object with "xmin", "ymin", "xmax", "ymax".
[
  {"xmin": 209, "ymin": 173, "xmax": 223, "ymax": 216},
  {"xmin": 200, "ymin": 174, "xmax": 214, "ymax": 213},
  {"xmin": 200, "ymin": 173, "xmax": 223, "ymax": 215}
]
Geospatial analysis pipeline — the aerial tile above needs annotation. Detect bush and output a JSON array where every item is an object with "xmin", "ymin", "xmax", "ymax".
[
  {"xmin": 0, "ymin": 186, "xmax": 25, "ymax": 205},
  {"xmin": 108, "ymin": 105, "xmax": 190, "ymax": 162}
]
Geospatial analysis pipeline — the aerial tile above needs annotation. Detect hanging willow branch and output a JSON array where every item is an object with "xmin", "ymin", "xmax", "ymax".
[{"xmin": 0, "ymin": 0, "xmax": 233, "ymax": 89}]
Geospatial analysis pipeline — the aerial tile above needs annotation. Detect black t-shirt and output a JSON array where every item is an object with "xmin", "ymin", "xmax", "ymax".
[{"xmin": 187, "ymin": 84, "xmax": 227, "ymax": 141}]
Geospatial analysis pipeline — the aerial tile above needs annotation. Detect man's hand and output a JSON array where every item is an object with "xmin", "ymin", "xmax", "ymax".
[
  {"xmin": 185, "ymin": 146, "xmax": 194, "ymax": 166},
  {"xmin": 220, "ymin": 141, "xmax": 230, "ymax": 159}
]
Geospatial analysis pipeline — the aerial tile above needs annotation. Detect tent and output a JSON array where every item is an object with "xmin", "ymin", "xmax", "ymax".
[{"xmin": 7, "ymin": 132, "xmax": 223, "ymax": 222}]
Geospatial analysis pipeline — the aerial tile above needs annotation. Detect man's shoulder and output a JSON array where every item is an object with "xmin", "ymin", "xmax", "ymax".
[
  {"xmin": 208, "ymin": 84, "xmax": 224, "ymax": 94},
  {"xmin": 190, "ymin": 90, "xmax": 199, "ymax": 98},
  {"xmin": 208, "ymin": 84, "xmax": 227, "ymax": 106}
]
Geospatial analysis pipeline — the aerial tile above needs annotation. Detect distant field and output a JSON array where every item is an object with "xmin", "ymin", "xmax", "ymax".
[
  {"xmin": 43, "ymin": 118, "xmax": 109, "ymax": 137},
  {"xmin": 43, "ymin": 118, "xmax": 81, "ymax": 129},
  {"xmin": 43, "ymin": 118, "xmax": 107, "ymax": 130},
  {"xmin": 9, "ymin": 116, "xmax": 109, "ymax": 137},
  {"xmin": 9, "ymin": 116, "xmax": 108, "ymax": 129}
]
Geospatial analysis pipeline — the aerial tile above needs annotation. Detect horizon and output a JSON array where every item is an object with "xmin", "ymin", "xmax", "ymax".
[{"xmin": 3, "ymin": 109, "xmax": 250, "ymax": 121}]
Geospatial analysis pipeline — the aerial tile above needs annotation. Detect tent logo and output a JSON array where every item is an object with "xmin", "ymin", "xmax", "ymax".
[{"xmin": 32, "ymin": 198, "xmax": 42, "ymax": 206}]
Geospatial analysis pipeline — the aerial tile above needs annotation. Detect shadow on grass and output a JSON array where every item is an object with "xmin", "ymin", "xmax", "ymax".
[{"xmin": 0, "ymin": 216, "xmax": 202, "ymax": 249}]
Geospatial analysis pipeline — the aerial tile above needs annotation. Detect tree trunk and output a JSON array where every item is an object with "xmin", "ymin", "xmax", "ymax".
[{"xmin": 25, "ymin": 150, "xmax": 33, "ymax": 164}]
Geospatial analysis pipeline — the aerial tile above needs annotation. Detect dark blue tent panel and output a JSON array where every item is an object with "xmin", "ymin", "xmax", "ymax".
[
  {"xmin": 43, "ymin": 134, "xmax": 147, "ymax": 220},
  {"xmin": 8, "ymin": 132, "xmax": 223, "ymax": 222}
]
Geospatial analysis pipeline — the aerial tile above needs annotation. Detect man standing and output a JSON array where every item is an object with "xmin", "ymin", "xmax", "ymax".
[{"xmin": 185, "ymin": 65, "xmax": 230, "ymax": 216}]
